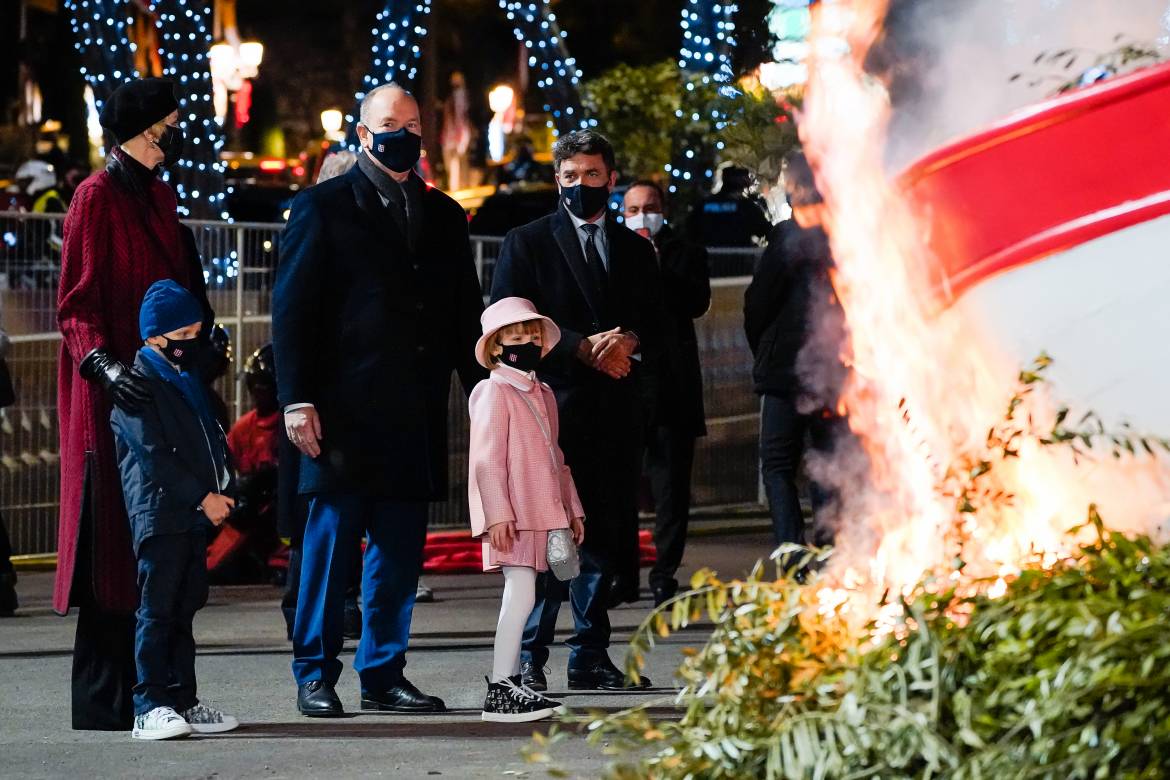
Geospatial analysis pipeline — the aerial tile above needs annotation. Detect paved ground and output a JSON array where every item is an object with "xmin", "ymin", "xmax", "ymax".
[{"xmin": 0, "ymin": 527, "xmax": 773, "ymax": 780}]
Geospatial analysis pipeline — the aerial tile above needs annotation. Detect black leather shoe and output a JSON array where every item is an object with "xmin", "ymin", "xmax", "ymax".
[
  {"xmin": 361, "ymin": 678, "xmax": 447, "ymax": 713},
  {"xmin": 520, "ymin": 661, "xmax": 547, "ymax": 692},
  {"xmin": 568, "ymin": 659, "xmax": 651, "ymax": 691},
  {"xmin": 342, "ymin": 602, "xmax": 362, "ymax": 640},
  {"xmin": 652, "ymin": 580, "xmax": 679, "ymax": 608},
  {"xmin": 298, "ymin": 680, "xmax": 344, "ymax": 717},
  {"xmin": 605, "ymin": 575, "xmax": 641, "ymax": 609}
]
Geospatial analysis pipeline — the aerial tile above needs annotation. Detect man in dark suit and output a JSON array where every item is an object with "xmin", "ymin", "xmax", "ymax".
[
  {"xmin": 490, "ymin": 130, "xmax": 664, "ymax": 692},
  {"xmin": 274, "ymin": 83, "xmax": 484, "ymax": 717},
  {"xmin": 622, "ymin": 180, "xmax": 711, "ymax": 607}
]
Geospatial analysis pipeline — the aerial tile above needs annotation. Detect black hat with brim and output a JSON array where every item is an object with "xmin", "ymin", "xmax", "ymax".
[{"xmin": 99, "ymin": 78, "xmax": 179, "ymax": 145}]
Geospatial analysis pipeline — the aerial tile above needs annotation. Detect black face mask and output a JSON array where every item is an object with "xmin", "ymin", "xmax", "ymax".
[
  {"xmin": 560, "ymin": 183, "xmax": 610, "ymax": 220},
  {"xmin": 157, "ymin": 124, "xmax": 185, "ymax": 169},
  {"xmin": 161, "ymin": 336, "xmax": 201, "ymax": 369},
  {"xmin": 365, "ymin": 127, "xmax": 422, "ymax": 173},
  {"xmin": 499, "ymin": 342, "xmax": 542, "ymax": 373}
]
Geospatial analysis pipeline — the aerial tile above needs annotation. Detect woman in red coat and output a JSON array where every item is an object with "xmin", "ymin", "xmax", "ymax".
[{"xmin": 56, "ymin": 78, "xmax": 210, "ymax": 730}]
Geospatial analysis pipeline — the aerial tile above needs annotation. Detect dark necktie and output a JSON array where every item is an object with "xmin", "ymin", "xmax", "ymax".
[{"xmin": 580, "ymin": 223, "xmax": 607, "ymax": 295}]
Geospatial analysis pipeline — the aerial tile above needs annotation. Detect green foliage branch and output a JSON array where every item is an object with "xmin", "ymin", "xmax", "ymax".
[{"xmin": 526, "ymin": 357, "xmax": 1170, "ymax": 778}]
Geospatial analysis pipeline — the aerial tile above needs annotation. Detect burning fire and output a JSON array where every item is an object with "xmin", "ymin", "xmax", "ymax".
[{"xmin": 798, "ymin": 0, "xmax": 1170, "ymax": 630}]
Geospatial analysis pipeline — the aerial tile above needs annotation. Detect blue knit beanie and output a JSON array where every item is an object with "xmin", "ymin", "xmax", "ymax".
[{"xmin": 139, "ymin": 279, "xmax": 203, "ymax": 339}]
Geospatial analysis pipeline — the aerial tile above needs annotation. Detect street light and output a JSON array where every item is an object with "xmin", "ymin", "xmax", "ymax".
[
  {"xmin": 320, "ymin": 108, "xmax": 344, "ymax": 141},
  {"xmin": 487, "ymin": 84, "xmax": 515, "ymax": 163},
  {"xmin": 209, "ymin": 40, "xmax": 265, "ymax": 121},
  {"xmin": 238, "ymin": 42, "xmax": 264, "ymax": 78}
]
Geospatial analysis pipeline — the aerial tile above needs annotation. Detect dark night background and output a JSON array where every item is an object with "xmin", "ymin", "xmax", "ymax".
[{"xmin": 2, "ymin": 0, "xmax": 772, "ymax": 167}]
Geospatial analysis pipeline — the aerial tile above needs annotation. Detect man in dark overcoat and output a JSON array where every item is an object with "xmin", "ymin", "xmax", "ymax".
[
  {"xmin": 56, "ymin": 78, "xmax": 212, "ymax": 730},
  {"xmin": 622, "ymin": 180, "xmax": 711, "ymax": 607},
  {"xmin": 490, "ymin": 130, "xmax": 665, "ymax": 691},
  {"xmin": 274, "ymin": 84, "xmax": 484, "ymax": 717}
]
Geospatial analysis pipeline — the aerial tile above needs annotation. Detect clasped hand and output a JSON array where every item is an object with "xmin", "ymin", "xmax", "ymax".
[{"xmin": 578, "ymin": 327, "xmax": 637, "ymax": 379}]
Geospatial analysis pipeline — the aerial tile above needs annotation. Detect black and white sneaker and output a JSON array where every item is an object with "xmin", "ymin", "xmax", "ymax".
[
  {"xmin": 180, "ymin": 702, "xmax": 239, "ymax": 734},
  {"xmin": 132, "ymin": 706, "xmax": 194, "ymax": 741},
  {"xmin": 481, "ymin": 676, "xmax": 564, "ymax": 723}
]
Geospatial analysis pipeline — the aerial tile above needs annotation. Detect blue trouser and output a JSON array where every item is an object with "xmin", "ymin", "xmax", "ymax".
[
  {"xmin": 291, "ymin": 494, "xmax": 427, "ymax": 692},
  {"xmin": 133, "ymin": 532, "xmax": 208, "ymax": 715},
  {"xmin": 520, "ymin": 544, "xmax": 611, "ymax": 669}
]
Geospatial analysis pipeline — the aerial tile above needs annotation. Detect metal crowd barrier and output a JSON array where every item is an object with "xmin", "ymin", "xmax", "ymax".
[{"xmin": 0, "ymin": 210, "xmax": 763, "ymax": 555}]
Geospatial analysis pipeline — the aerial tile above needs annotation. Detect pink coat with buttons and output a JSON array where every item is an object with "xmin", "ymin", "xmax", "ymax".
[{"xmin": 468, "ymin": 367, "xmax": 584, "ymax": 537}]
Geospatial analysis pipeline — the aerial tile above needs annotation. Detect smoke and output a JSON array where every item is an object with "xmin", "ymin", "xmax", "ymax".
[
  {"xmin": 879, "ymin": 0, "xmax": 1170, "ymax": 169},
  {"xmin": 791, "ymin": 0, "xmax": 1170, "ymax": 602}
]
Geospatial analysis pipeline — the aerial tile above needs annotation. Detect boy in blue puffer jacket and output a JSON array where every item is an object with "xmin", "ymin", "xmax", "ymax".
[{"xmin": 110, "ymin": 279, "xmax": 239, "ymax": 740}]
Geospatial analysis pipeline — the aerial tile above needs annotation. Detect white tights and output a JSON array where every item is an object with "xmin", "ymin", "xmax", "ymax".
[{"xmin": 492, "ymin": 566, "xmax": 536, "ymax": 682}]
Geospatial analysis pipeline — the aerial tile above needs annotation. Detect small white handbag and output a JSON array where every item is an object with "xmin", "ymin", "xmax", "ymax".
[{"xmin": 546, "ymin": 528, "xmax": 580, "ymax": 581}]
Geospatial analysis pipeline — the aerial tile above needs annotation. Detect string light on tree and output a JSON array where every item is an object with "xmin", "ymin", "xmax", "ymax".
[
  {"xmin": 65, "ymin": 0, "xmax": 138, "ymax": 112},
  {"xmin": 499, "ymin": 0, "xmax": 588, "ymax": 136},
  {"xmin": 346, "ymin": 0, "xmax": 433, "ymax": 147},
  {"xmin": 670, "ymin": 0, "xmax": 739, "ymax": 196},
  {"xmin": 151, "ymin": 0, "xmax": 228, "ymax": 221}
]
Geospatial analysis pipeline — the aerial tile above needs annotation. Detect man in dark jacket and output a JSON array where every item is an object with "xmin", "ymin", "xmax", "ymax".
[
  {"xmin": 622, "ymin": 181, "xmax": 711, "ymax": 606},
  {"xmin": 110, "ymin": 279, "xmax": 238, "ymax": 739},
  {"xmin": 744, "ymin": 152, "xmax": 848, "ymax": 551},
  {"xmin": 490, "ymin": 130, "xmax": 665, "ymax": 692},
  {"xmin": 274, "ymin": 83, "xmax": 485, "ymax": 717}
]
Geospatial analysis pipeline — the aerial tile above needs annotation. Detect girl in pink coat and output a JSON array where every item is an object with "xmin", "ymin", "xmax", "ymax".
[{"xmin": 468, "ymin": 297, "xmax": 585, "ymax": 722}]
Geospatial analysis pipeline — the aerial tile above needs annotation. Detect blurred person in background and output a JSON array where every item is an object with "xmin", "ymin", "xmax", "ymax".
[
  {"xmin": 622, "ymin": 180, "xmax": 711, "ymax": 607},
  {"xmin": 16, "ymin": 160, "xmax": 67, "ymax": 214},
  {"xmin": 209, "ymin": 344, "xmax": 282, "ymax": 583},
  {"xmin": 692, "ymin": 165, "xmax": 772, "ymax": 248}
]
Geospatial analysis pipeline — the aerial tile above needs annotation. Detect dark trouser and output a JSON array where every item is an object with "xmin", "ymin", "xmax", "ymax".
[
  {"xmin": 0, "ymin": 512, "xmax": 13, "ymax": 575},
  {"xmin": 521, "ymin": 545, "xmax": 610, "ymax": 669},
  {"xmin": 132, "ymin": 532, "xmax": 209, "ymax": 715},
  {"xmin": 291, "ymin": 494, "xmax": 426, "ymax": 692},
  {"xmin": 645, "ymin": 425, "xmax": 697, "ymax": 592},
  {"xmin": 759, "ymin": 393, "xmax": 842, "ymax": 548},
  {"xmin": 0, "ymin": 511, "xmax": 16, "ymax": 615},
  {"xmin": 71, "ymin": 503, "xmax": 136, "ymax": 731},
  {"xmin": 522, "ymin": 382, "xmax": 643, "ymax": 670}
]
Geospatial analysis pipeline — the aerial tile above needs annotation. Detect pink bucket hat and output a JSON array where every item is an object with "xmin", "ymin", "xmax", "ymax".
[{"xmin": 475, "ymin": 297, "xmax": 561, "ymax": 370}]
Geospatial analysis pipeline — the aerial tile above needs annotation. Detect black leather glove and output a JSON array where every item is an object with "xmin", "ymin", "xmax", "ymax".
[{"xmin": 79, "ymin": 348, "xmax": 152, "ymax": 413}]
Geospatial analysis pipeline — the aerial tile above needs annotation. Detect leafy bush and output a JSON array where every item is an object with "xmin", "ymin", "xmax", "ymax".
[{"xmin": 527, "ymin": 361, "xmax": 1170, "ymax": 778}]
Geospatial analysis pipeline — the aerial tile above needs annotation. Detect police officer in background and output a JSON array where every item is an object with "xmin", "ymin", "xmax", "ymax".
[{"xmin": 691, "ymin": 165, "xmax": 772, "ymax": 250}]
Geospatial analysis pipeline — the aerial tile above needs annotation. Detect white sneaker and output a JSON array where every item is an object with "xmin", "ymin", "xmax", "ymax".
[
  {"xmin": 180, "ymin": 702, "xmax": 240, "ymax": 734},
  {"xmin": 132, "ymin": 706, "xmax": 194, "ymax": 741}
]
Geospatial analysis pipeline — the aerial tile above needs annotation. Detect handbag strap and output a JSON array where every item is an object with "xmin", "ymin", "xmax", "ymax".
[{"xmin": 515, "ymin": 386, "xmax": 560, "ymax": 473}]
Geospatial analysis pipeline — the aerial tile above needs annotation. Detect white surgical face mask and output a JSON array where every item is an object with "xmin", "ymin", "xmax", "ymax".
[{"xmin": 625, "ymin": 211, "xmax": 665, "ymax": 237}]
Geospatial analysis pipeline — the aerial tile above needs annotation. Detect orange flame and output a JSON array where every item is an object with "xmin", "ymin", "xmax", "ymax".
[{"xmin": 799, "ymin": 0, "xmax": 1170, "ymax": 630}]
